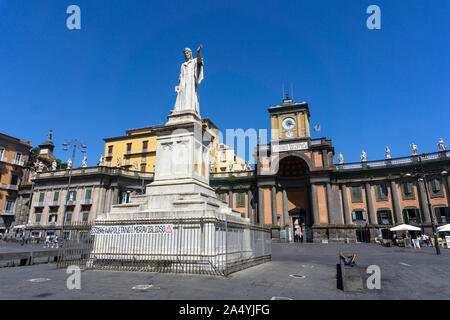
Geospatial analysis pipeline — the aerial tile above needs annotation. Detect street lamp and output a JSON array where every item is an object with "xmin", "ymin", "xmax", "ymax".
[
  {"xmin": 406, "ymin": 155, "xmax": 441, "ymax": 255},
  {"xmin": 60, "ymin": 139, "xmax": 86, "ymax": 241}
]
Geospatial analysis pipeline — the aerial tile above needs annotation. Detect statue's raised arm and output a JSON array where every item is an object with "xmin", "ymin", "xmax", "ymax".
[{"xmin": 197, "ymin": 44, "xmax": 203, "ymax": 65}]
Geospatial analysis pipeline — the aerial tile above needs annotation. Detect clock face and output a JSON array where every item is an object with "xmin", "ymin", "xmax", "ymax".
[{"xmin": 282, "ymin": 117, "xmax": 296, "ymax": 130}]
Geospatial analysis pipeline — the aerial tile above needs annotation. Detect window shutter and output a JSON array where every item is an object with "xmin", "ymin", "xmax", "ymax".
[
  {"xmin": 375, "ymin": 185, "xmax": 380, "ymax": 200},
  {"xmin": 86, "ymin": 189, "xmax": 92, "ymax": 200},
  {"xmin": 53, "ymin": 192, "xmax": 59, "ymax": 202},
  {"xmin": 387, "ymin": 210, "xmax": 393, "ymax": 225},
  {"xmin": 434, "ymin": 207, "xmax": 442, "ymax": 223},
  {"xmin": 352, "ymin": 211, "xmax": 356, "ymax": 221},
  {"xmin": 39, "ymin": 192, "xmax": 45, "ymax": 202},
  {"xmin": 362, "ymin": 210, "xmax": 367, "ymax": 220},
  {"xmin": 444, "ymin": 207, "xmax": 450, "ymax": 223},
  {"xmin": 403, "ymin": 209, "xmax": 409, "ymax": 224},
  {"xmin": 415, "ymin": 208, "xmax": 422, "ymax": 224},
  {"xmin": 376, "ymin": 211, "xmax": 382, "ymax": 225}
]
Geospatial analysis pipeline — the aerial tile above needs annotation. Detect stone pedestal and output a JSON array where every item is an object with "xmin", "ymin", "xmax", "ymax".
[{"xmin": 91, "ymin": 110, "xmax": 271, "ymax": 274}]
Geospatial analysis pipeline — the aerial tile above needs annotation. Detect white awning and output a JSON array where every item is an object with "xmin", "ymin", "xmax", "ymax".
[
  {"xmin": 437, "ymin": 224, "xmax": 450, "ymax": 232},
  {"xmin": 390, "ymin": 224, "xmax": 421, "ymax": 232}
]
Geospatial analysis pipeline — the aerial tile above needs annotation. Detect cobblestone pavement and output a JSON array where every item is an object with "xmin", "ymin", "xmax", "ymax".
[{"xmin": 0, "ymin": 243, "xmax": 449, "ymax": 300}]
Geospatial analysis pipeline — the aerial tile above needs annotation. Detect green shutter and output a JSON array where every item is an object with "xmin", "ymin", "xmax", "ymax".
[
  {"xmin": 377, "ymin": 211, "xmax": 382, "ymax": 225},
  {"xmin": 375, "ymin": 185, "xmax": 380, "ymax": 201},
  {"xmin": 387, "ymin": 210, "xmax": 393, "ymax": 224},
  {"xmin": 434, "ymin": 207, "xmax": 442, "ymax": 223},
  {"xmin": 403, "ymin": 209, "xmax": 409, "ymax": 224},
  {"xmin": 39, "ymin": 192, "xmax": 45, "ymax": 202},
  {"xmin": 415, "ymin": 208, "xmax": 422, "ymax": 224},
  {"xmin": 53, "ymin": 191, "xmax": 59, "ymax": 202},
  {"xmin": 85, "ymin": 189, "xmax": 92, "ymax": 200},
  {"xmin": 444, "ymin": 207, "xmax": 450, "ymax": 223}
]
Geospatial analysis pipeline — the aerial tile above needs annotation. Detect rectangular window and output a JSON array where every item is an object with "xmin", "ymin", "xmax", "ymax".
[
  {"xmin": 0, "ymin": 147, "xmax": 5, "ymax": 160},
  {"xmin": 14, "ymin": 152, "xmax": 22, "ymax": 164},
  {"xmin": 236, "ymin": 192, "xmax": 245, "ymax": 207},
  {"xmin": 39, "ymin": 192, "xmax": 45, "ymax": 203},
  {"xmin": 218, "ymin": 193, "xmax": 227, "ymax": 202},
  {"xmin": 48, "ymin": 214, "xmax": 57, "ymax": 223},
  {"xmin": 377, "ymin": 209, "xmax": 393, "ymax": 225},
  {"xmin": 108, "ymin": 145, "xmax": 113, "ymax": 156},
  {"xmin": 351, "ymin": 186, "xmax": 363, "ymax": 203},
  {"xmin": 142, "ymin": 141, "xmax": 148, "ymax": 152},
  {"xmin": 403, "ymin": 208, "xmax": 422, "ymax": 224},
  {"xmin": 126, "ymin": 143, "xmax": 132, "ymax": 154},
  {"xmin": 35, "ymin": 213, "xmax": 42, "ymax": 224},
  {"xmin": 85, "ymin": 189, "xmax": 92, "ymax": 200},
  {"xmin": 65, "ymin": 212, "xmax": 73, "ymax": 223},
  {"xmin": 10, "ymin": 174, "xmax": 19, "ymax": 186},
  {"xmin": 375, "ymin": 183, "xmax": 389, "ymax": 201},
  {"xmin": 401, "ymin": 181, "xmax": 415, "ymax": 200},
  {"xmin": 352, "ymin": 210, "xmax": 366, "ymax": 221},
  {"xmin": 4, "ymin": 198, "xmax": 15, "ymax": 212},
  {"xmin": 119, "ymin": 191, "xmax": 130, "ymax": 204},
  {"xmin": 53, "ymin": 191, "xmax": 59, "ymax": 202},
  {"xmin": 429, "ymin": 178, "xmax": 444, "ymax": 197},
  {"xmin": 434, "ymin": 207, "xmax": 450, "ymax": 224},
  {"xmin": 82, "ymin": 212, "xmax": 89, "ymax": 222},
  {"xmin": 68, "ymin": 191, "xmax": 77, "ymax": 204}
]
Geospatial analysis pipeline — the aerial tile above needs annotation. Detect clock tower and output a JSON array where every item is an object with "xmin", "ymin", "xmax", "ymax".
[{"xmin": 269, "ymin": 96, "xmax": 311, "ymax": 141}]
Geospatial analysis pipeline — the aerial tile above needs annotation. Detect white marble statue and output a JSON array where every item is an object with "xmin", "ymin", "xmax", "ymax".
[
  {"xmin": 385, "ymin": 146, "xmax": 391, "ymax": 159},
  {"xmin": 361, "ymin": 150, "xmax": 367, "ymax": 162},
  {"xmin": 410, "ymin": 143, "xmax": 418, "ymax": 156},
  {"xmin": 82, "ymin": 156, "xmax": 87, "ymax": 168},
  {"xmin": 247, "ymin": 161, "xmax": 252, "ymax": 171},
  {"xmin": 338, "ymin": 153, "xmax": 344, "ymax": 164},
  {"xmin": 134, "ymin": 161, "xmax": 138, "ymax": 171},
  {"xmin": 99, "ymin": 155, "xmax": 104, "ymax": 166},
  {"xmin": 438, "ymin": 138, "xmax": 446, "ymax": 151},
  {"xmin": 37, "ymin": 161, "xmax": 45, "ymax": 172},
  {"xmin": 67, "ymin": 159, "xmax": 72, "ymax": 170},
  {"xmin": 51, "ymin": 160, "xmax": 57, "ymax": 171},
  {"xmin": 173, "ymin": 45, "xmax": 204, "ymax": 114},
  {"xmin": 116, "ymin": 157, "xmax": 121, "ymax": 168}
]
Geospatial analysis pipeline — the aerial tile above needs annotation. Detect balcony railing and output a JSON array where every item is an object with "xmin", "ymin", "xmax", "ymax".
[
  {"xmin": 7, "ymin": 184, "xmax": 19, "ymax": 191},
  {"xmin": 83, "ymin": 199, "xmax": 92, "ymax": 205},
  {"xmin": 2, "ymin": 210, "xmax": 15, "ymax": 216},
  {"xmin": 12, "ymin": 159, "xmax": 25, "ymax": 166},
  {"xmin": 35, "ymin": 201, "xmax": 45, "ymax": 207},
  {"xmin": 335, "ymin": 150, "xmax": 449, "ymax": 171},
  {"xmin": 49, "ymin": 201, "xmax": 60, "ymax": 207}
]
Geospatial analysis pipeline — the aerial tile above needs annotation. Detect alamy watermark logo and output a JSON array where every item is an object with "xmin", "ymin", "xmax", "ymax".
[
  {"xmin": 366, "ymin": 265, "xmax": 381, "ymax": 289},
  {"xmin": 66, "ymin": 5, "xmax": 81, "ymax": 30},
  {"xmin": 66, "ymin": 265, "xmax": 81, "ymax": 290},
  {"xmin": 366, "ymin": 5, "xmax": 381, "ymax": 30}
]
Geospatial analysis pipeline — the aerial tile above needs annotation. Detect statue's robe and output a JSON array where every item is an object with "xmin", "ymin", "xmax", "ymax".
[{"xmin": 174, "ymin": 58, "xmax": 204, "ymax": 114}]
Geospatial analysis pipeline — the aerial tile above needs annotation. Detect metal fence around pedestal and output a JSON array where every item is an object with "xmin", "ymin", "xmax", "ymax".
[{"xmin": 57, "ymin": 216, "xmax": 271, "ymax": 276}]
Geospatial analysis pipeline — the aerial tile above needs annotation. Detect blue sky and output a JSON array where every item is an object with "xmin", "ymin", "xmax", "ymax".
[{"xmin": 0, "ymin": 0, "xmax": 448, "ymax": 166}]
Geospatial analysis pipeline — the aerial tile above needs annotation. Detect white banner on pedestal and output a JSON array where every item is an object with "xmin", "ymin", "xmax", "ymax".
[{"xmin": 91, "ymin": 224, "xmax": 174, "ymax": 235}]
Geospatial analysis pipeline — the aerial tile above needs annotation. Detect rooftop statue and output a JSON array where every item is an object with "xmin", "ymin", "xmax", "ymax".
[
  {"xmin": 385, "ymin": 146, "xmax": 391, "ymax": 159},
  {"xmin": 438, "ymin": 138, "xmax": 446, "ymax": 151},
  {"xmin": 338, "ymin": 153, "xmax": 344, "ymax": 164},
  {"xmin": 361, "ymin": 150, "xmax": 367, "ymax": 162},
  {"xmin": 410, "ymin": 143, "xmax": 418, "ymax": 156},
  {"xmin": 174, "ymin": 45, "xmax": 204, "ymax": 114}
]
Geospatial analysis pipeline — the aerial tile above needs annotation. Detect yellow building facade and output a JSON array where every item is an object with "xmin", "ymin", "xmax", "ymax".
[{"xmin": 0, "ymin": 133, "xmax": 31, "ymax": 233}]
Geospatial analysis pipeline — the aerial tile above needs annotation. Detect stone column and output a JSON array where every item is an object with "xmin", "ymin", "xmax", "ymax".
[
  {"xmin": 322, "ymin": 150, "xmax": 329, "ymax": 168},
  {"xmin": 305, "ymin": 186, "xmax": 312, "ymax": 227},
  {"xmin": 326, "ymin": 183, "xmax": 333, "ymax": 224},
  {"xmin": 271, "ymin": 186, "xmax": 277, "ymax": 225},
  {"xmin": 247, "ymin": 189, "xmax": 254, "ymax": 224},
  {"xmin": 113, "ymin": 188, "xmax": 119, "ymax": 206},
  {"xmin": 332, "ymin": 184, "xmax": 344, "ymax": 224},
  {"xmin": 311, "ymin": 184, "xmax": 320, "ymax": 225},
  {"xmin": 341, "ymin": 184, "xmax": 351, "ymax": 225},
  {"xmin": 258, "ymin": 187, "xmax": 265, "ymax": 225},
  {"xmin": 364, "ymin": 182, "xmax": 377, "ymax": 225},
  {"xmin": 445, "ymin": 175, "xmax": 450, "ymax": 204},
  {"xmin": 417, "ymin": 179, "xmax": 431, "ymax": 223},
  {"xmin": 228, "ymin": 189, "xmax": 234, "ymax": 209},
  {"xmin": 390, "ymin": 180, "xmax": 403, "ymax": 224},
  {"xmin": 282, "ymin": 188, "xmax": 289, "ymax": 228}
]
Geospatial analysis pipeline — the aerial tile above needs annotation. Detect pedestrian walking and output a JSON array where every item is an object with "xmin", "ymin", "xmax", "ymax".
[
  {"xmin": 44, "ymin": 235, "xmax": 50, "ymax": 248},
  {"xmin": 54, "ymin": 235, "xmax": 59, "ymax": 248}
]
